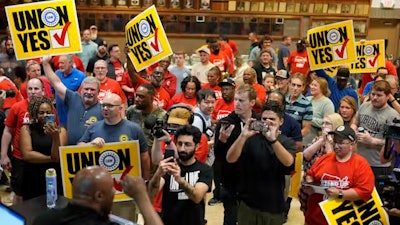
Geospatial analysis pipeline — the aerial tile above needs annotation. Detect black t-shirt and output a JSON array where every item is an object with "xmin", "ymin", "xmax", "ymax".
[
  {"xmin": 238, "ymin": 134, "xmax": 296, "ymax": 213},
  {"xmin": 32, "ymin": 203, "xmax": 118, "ymax": 225},
  {"xmin": 162, "ymin": 160, "xmax": 213, "ymax": 225}
]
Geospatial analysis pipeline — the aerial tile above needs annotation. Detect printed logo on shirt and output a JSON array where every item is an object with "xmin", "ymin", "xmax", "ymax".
[
  {"xmin": 22, "ymin": 112, "xmax": 30, "ymax": 124},
  {"xmin": 320, "ymin": 173, "xmax": 350, "ymax": 189},
  {"xmin": 98, "ymin": 89, "xmax": 113, "ymax": 101},
  {"xmin": 216, "ymin": 110, "xmax": 231, "ymax": 120},
  {"xmin": 119, "ymin": 134, "xmax": 129, "ymax": 142},
  {"xmin": 212, "ymin": 59, "xmax": 225, "ymax": 72},
  {"xmin": 169, "ymin": 170, "xmax": 200, "ymax": 200},
  {"xmin": 88, "ymin": 116, "xmax": 98, "ymax": 122}
]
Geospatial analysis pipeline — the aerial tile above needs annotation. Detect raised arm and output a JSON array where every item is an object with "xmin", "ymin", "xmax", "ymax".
[{"xmin": 42, "ymin": 56, "xmax": 67, "ymax": 101}]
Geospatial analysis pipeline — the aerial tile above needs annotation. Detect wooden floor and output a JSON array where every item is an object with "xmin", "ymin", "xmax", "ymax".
[{"xmin": 1, "ymin": 184, "xmax": 305, "ymax": 225}]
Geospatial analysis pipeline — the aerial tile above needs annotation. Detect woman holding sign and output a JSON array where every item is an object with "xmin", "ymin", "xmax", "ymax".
[
  {"xmin": 19, "ymin": 96, "xmax": 67, "ymax": 200},
  {"xmin": 303, "ymin": 125, "xmax": 375, "ymax": 225}
]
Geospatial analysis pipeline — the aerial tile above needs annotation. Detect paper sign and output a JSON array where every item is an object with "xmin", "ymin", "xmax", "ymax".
[
  {"xmin": 125, "ymin": 5, "xmax": 173, "ymax": 72},
  {"xmin": 319, "ymin": 188, "xmax": 389, "ymax": 225},
  {"xmin": 307, "ymin": 20, "xmax": 357, "ymax": 70},
  {"xmin": 59, "ymin": 141, "xmax": 141, "ymax": 201},
  {"xmin": 350, "ymin": 40, "xmax": 386, "ymax": 73},
  {"xmin": 5, "ymin": 0, "xmax": 81, "ymax": 60}
]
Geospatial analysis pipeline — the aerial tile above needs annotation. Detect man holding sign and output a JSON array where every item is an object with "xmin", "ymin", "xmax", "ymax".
[{"xmin": 304, "ymin": 125, "xmax": 375, "ymax": 225}]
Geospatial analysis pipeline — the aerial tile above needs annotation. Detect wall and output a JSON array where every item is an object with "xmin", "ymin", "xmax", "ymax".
[{"xmin": 367, "ymin": 19, "xmax": 400, "ymax": 57}]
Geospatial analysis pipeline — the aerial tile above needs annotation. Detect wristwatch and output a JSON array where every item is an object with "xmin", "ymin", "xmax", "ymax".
[{"xmin": 338, "ymin": 190, "xmax": 343, "ymax": 199}]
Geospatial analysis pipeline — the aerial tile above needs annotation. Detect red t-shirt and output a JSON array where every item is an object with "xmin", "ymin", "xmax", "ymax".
[
  {"xmin": 5, "ymin": 99, "xmax": 30, "ymax": 159},
  {"xmin": 201, "ymin": 83, "xmax": 222, "ymax": 100},
  {"xmin": 287, "ymin": 50, "xmax": 310, "ymax": 77},
  {"xmin": 228, "ymin": 40, "xmax": 238, "ymax": 56},
  {"xmin": 209, "ymin": 51, "xmax": 234, "ymax": 74},
  {"xmin": 212, "ymin": 99, "xmax": 234, "ymax": 121},
  {"xmin": 163, "ymin": 71, "xmax": 177, "ymax": 98},
  {"xmin": 154, "ymin": 87, "xmax": 171, "ymax": 110},
  {"xmin": 98, "ymin": 78, "xmax": 127, "ymax": 103},
  {"xmin": 220, "ymin": 43, "xmax": 234, "ymax": 65},
  {"xmin": 169, "ymin": 93, "xmax": 197, "ymax": 109},
  {"xmin": 52, "ymin": 55, "xmax": 86, "ymax": 73},
  {"xmin": 252, "ymin": 83, "xmax": 266, "ymax": 113},
  {"xmin": 305, "ymin": 152, "xmax": 375, "ymax": 225},
  {"xmin": 111, "ymin": 60, "xmax": 124, "ymax": 83},
  {"xmin": 119, "ymin": 72, "xmax": 135, "ymax": 98},
  {"xmin": 20, "ymin": 78, "xmax": 54, "ymax": 99}
]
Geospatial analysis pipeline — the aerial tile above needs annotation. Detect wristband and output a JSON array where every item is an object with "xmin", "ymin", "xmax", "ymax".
[
  {"xmin": 389, "ymin": 99, "xmax": 396, "ymax": 104},
  {"xmin": 269, "ymin": 139, "xmax": 278, "ymax": 145}
]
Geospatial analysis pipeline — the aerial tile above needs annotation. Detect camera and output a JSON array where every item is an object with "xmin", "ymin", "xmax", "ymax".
[
  {"xmin": 377, "ymin": 169, "xmax": 400, "ymax": 209},
  {"xmin": 0, "ymin": 89, "xmax": 15, "ymax": 98},
  {"xmin": 144, "ymin": 116, "xmax": 177, "ymax": 138},
  {"xmin": 250, "ymin": 120, "xmax": 269, "ymax": 133}
]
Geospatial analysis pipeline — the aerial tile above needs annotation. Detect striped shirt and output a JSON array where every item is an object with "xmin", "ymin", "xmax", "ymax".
[{"xmin": 285, "ymin": 94, "xmax": 313, "ymax": 128}]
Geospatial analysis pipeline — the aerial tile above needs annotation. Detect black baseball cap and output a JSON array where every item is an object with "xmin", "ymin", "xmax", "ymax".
[
  {"xmin": 328, "ymin": 125, "xmax": 356, "ymax": 142},
  {"xmin": 218, "ymin": 78, "xmax": 236, "ymax": 87}
]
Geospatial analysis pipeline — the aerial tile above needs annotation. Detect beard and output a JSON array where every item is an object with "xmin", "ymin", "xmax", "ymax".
[
  {"xmin": 6, "ymin": 48, "xmax": 15, "ymax": 57},
  {"xmin": 178, "ymin": 150, "xmax": 195, "ymax": 162},
  {"xmin": 211, "ymin": 49, "xmax": 220, "ymax": 54},
  {"xmin": 98, "ymin": 48, "xmax": 107, "ymax": 55}
]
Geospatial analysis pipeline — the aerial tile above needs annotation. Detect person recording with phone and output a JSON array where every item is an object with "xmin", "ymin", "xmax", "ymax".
[
  {"xmin": 226, "ymin": 100, "xmax": 296, "ymax": 225},
  {"xmin": 19, "ymin": 96, "xmax": 67, "ymax": 200},
  {"xmin": 148, "ymin": 125, "xmax": 212, "ymax": 225}
]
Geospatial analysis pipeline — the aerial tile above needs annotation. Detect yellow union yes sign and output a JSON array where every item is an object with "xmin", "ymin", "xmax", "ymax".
[
  {"xmin": 126, "ymin": 5, "xmax": 173, "ymax": 72},
  {"xmin": 319, "ymin": 188, "xmax": 389, "ymax": 225},
  {"xmin": 307, "ymin": 20, "xmax": 357, "ymax": 70},
  {"xmin": 350, "ymin": 40, "xmax": 386, "ymax": 73},
  {"xmin": 59, "ymin": 141, "xmax": 141, "ymax": 202},
  {"xmin": 5, "ymin": 0, "xmax": 81, "ymax": 60}
]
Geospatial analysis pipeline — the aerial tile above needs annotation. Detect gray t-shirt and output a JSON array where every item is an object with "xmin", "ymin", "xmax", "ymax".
[
  {"xmin": 356, "ymin": 102, "xmax": 399, "ymax": 167},
  {"xmin": 65, "ymin": 89, "xmax": 103, "ymax": 145},
  {"xmin": 278, "ymin": 44, "xmax": 290, "ymax": 70},
  {"xmin": 169, "ymin": 66, "xmax": 191, "ymax": 94},
  {"xmin": 79, "ymin": 119, "xmax": 148, "ymax": 153}
]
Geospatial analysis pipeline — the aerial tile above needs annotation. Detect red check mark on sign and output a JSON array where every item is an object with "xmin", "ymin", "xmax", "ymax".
[
  {"xmin": 368, "ymin": 53, "xmax": 380, "ymax": 67},
  {"xmin": 113, "ymin": 165, "xmax": 133, "ymax": 192},
  {"xmin": 335, "ymin": 38, "xmax": 349, "ymax": 59},
  {"xmin": 53, "ymin": 21, "xmax": 71, "ymax": 46},
  {"xmin": 150, "ymin": 28, "xmax": 159, "ymax": 52}
]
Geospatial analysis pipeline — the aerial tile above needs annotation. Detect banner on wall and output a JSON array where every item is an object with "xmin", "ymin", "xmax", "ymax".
[
  {"xmin": 59, "ymin": 141, "xmax": 141, "ymax": 201},
  {"xmin": 319, "ymin": 188, "xmax": 389, "ymax": 225},
  {"xmin": 349, "ymin": 39, "xmax": 386, "ymax": 73},
  {"xmin": 125, "ymin": 5, "xmax": 173, "ymax": 72},
  {"xmin": 5, "ymin": 0, "xmax": 81, "ymax": 60},
  {"xmin": 307, "ymin": 20, "xmax": 357, "ymax": 70}
]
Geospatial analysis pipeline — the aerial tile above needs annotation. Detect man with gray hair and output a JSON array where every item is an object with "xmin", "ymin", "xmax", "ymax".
[{"xmin": 42, "ymin": 55, "xmax": 103, "ymax": 145}]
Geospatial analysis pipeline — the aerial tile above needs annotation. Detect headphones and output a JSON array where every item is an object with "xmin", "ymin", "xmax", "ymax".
[{"xmin": 165, "ymin": 104, "xmax": 194, "ymax": 124}]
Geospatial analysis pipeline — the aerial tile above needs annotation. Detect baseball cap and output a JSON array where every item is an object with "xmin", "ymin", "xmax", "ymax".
[
  {"xmin": 196, "ymin": 46, "xmax": 210, "ymax": 55},
  {"xmin": 328, "ymin": 125, "xmax": 356, "ymax": 142},
  {"xmin": 297, "ymin": 39, "xmax": 306, "ymax": 45},
  {"xmin": 90, "ymin": 25, "xmax": 97, "ymax": 30},
  {"xmin": 98, "ymin": 40, "xmax": 107, "ymax": 48},
  {"xmin": 167, "ymin": 107, "xmax": 192, "ymax": 125},
  {"xmin": 218, "ymin": 78, "xmax": 235, "ymax": 87},
  {"xmin": 275, "ymin": 69, "xmax": 289, "ymax": 79}
]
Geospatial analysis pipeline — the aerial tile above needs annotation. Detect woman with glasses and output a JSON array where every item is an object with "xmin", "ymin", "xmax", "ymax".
[
  {"xmin": 299, "ymin": 113, "xmax": 343, "ymax": 214},
  {"xmin": 303, "ymin": 125, "xmax": 374, "ymax": 225},
  {"xmin": 19, "ymin": 96, "xmax": 67, "ymax": 200}
]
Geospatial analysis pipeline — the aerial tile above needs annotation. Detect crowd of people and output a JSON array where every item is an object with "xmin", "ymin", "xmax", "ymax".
[{"xmin": 0, "ymin": 26, "xmax": 400, "ymax": 225}]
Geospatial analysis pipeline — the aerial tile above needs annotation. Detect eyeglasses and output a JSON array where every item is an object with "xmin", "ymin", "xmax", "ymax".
[
  {"xmin": 101, "ymin": 103, "xmax": 120, "ymax": 109},
  {"xmin": 333, "ymin": 141, "xmax": 352, "ymax": 147}
]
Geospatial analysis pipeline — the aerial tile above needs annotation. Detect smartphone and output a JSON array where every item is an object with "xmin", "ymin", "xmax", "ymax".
[
  {"xmin": 250, "ymin": 120, "xmax": 269, "ymax": 133},
  {"xmin": 46, "ymin": 114, "xmax": 55, "ymax": 124},
  {"xmin": 164, "ymin": 149, "xmax": 175, "ymax": 162},
  {"xmin": 220, "ymin": 120, "xmax": 230, "ymax": 130}
]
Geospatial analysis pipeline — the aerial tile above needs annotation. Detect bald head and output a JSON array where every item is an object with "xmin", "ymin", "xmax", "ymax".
[
  {"xmin": 103, "ymin": 93, "xmax": 122, "ymax": 105},
  {"xmin": 72, "ymin": 166, "xmax": 114, "ymax": 217}
]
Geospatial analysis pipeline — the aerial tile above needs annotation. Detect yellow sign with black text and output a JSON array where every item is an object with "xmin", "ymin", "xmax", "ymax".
[
  {"xmin": 289, "ymin": 152, "xmax": 303, "ymax": 198},
  {"xmin": 5, "ymin": 0, "xmax": 81, "ymax": 60},
  {"xmin": 307, "ymin": 20, "xmax": 357, "ymax": 70},
  {"xmin": 59, "ymin": 141, "xmax": 141, "ymax": 201},
  {"xmin": 125, "ymin": 5, "xmax": 173, "ymax": 71},
  {"xmin": 319, "ymin": 188, "xmax": 389, "ymax": 225},
  {"xmin": 350, "ymin": 40, "xmax": 386, "ymax": 73}
]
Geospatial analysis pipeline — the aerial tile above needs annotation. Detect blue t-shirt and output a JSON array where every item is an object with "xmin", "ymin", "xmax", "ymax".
[
  {"xmin": 55, "ymin": 68, "xmax": 86, "ymax": 126},
  {"xmin": 362, "ymin": 81, "xmax": 374, "ymax": 96},
  {"xmin": 65, "ymin": 89, "xmax": 103, "ymax": 145},
  {"xmin": 79, "ymin": 119, "xmax": 148, "ymax": 152}
]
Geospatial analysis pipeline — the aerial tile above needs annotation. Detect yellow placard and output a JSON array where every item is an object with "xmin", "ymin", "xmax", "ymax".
[
  {"xmin": 350, "ymin": 40, "xmax": 386, "ymax": 73},
  {"xmin": 59, "ymin": 141, "xmax": 141, "ymax": 202},
  {"xmin": 319, "ymin": 188, "xmax": 389, "ymax": 225},
  {"xmin": 5, "ymin": 0, "xmax": 81, "ymax": 60},
  {"xmin": 307, "ymin": 20, "xmax": 357, "ymax": 70},
  {"xmin": 125, "ymin": 5, "xmax": 173, "ymax": 72},
  {"xmin": 324, "ymin": 66, "xmax": 338, "ymax": 77},
  {"xmin": 289, "ymin": 152, "xmax": 303, "ymax": 198}
]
